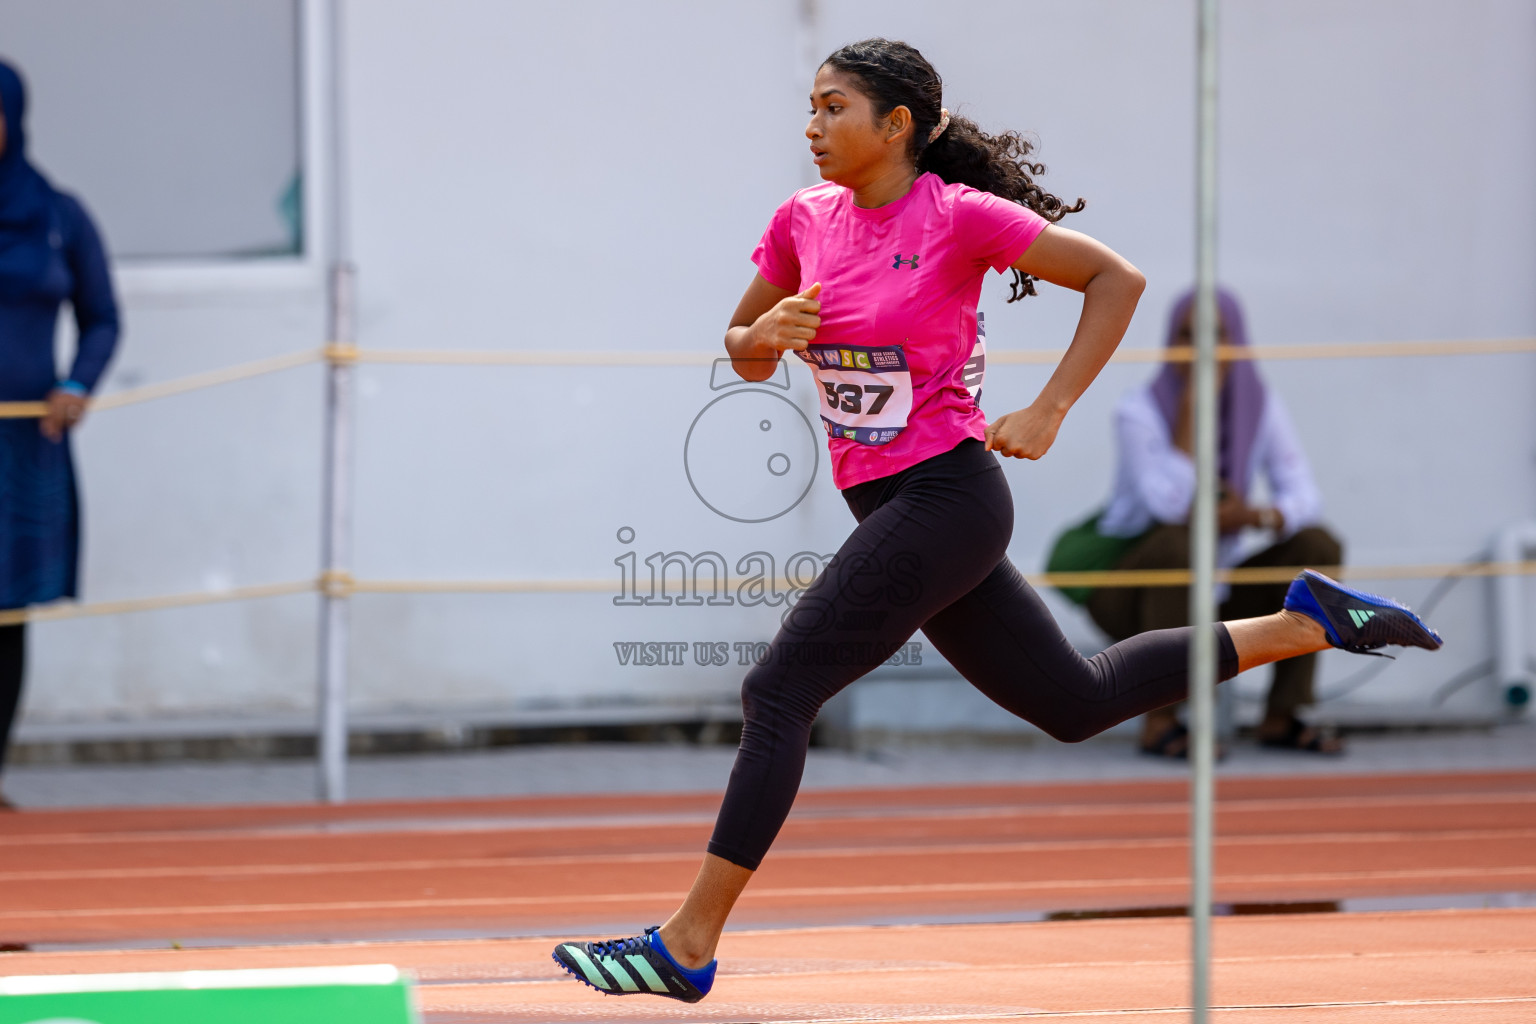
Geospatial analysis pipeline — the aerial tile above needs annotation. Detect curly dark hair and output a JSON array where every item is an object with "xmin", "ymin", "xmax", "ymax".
[{"xmin": 822, "ymin": 38, "xmax": 1085, "ymax": 301}]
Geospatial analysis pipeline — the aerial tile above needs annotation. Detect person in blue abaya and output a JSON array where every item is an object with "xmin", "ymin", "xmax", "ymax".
[{"xmin": 0, "ymin": 60, "xmax": 119, "ymax": 807}]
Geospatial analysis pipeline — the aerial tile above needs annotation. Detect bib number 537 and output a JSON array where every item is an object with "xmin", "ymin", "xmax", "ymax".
[{"xmin": 822, "ymin": 381, "xmax": 895, "ymax": 415}]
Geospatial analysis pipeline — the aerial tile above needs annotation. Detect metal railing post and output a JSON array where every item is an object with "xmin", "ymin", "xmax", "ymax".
[
  {"xmin": 796, "ymin": 0, "xmax": 821, "ymax": 188},
  {"xmin": 1190, "ymin": 0, "xmax": 1221, "ymax": 1019},
  {"xmin": 318, "ymin": 263, "xmax": 356, "ymax": 803}
]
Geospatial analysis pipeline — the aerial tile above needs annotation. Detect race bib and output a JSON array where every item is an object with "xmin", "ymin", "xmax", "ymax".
[
  {"xmin": 963, "ymin": 312, "xmax": 986, "ymax": 406},
  {"xmin": 799, "ymin": 343, "xmax": 913, "ymax": 446}
]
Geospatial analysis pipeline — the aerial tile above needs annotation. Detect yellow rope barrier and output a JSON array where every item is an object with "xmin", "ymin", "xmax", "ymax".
[
  {"xmin": 0, "ymin": 336, "xmax": 1528, "ymax": 421},
  {"xmin": 0, "ymin": 399, "xmax": 48, "ymax": 419},
  {"xmin": 4, "ymin": 560, "xmax": 1531, "ymax": 625},
  {"xmin": 351, "ymin": 578, "xmax": 615, "ymax": 594},
  {"xmin": 344, "ymin": 559, "xmax": 1536, "ymax": 597},
  {"xmin": 352, "ymin": 336, "xmax": 1536, "ymax": 369},
  {"xmin": 0, "ymin": 580, "xmax": 316, "ymax": 627},
  {"xmin": 355, "ymin": 349, "xmax": 718, "ymax": 367},
  {"xmin": 90, "ymin": 349, "xmax": 323, "ymax": 412},
  {"xmin": 990, "ymin": 336, "xmax": 1536, "ymax": 366},
  {"xmin": 0, "ymin": 349, "xmax": 322, "ymax": 420},
  {"xmin": 1029, "ymin": 559, "xmax": 1536, "ymax": 589}
]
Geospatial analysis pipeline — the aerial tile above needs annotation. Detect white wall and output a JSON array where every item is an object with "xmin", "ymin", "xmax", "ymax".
[{"xmin": 15, "ymin": 0, "xmax": 1536, "ymax": 738}]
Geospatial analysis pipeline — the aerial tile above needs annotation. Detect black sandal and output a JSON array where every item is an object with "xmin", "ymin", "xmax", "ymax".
[
  {"xmin": 1139, "ymin": 722, "xmax": 1190, "ymax": 759},
  {"xmin": 1258, "ymin": 718, "xmax": 1344, "ymax": 755},
  {"xmin": 1139, "ymin": 722, "xmax": 1230, "ymax": 761}
]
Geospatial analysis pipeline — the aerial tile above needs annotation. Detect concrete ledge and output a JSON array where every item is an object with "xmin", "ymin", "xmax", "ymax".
[{"xmin": 11, "ymin": 699, "xmax": 744, "ymax": 765}]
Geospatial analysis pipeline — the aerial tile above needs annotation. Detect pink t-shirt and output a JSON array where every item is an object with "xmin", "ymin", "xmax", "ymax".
[{"xmin": 751, "ymin": 172, "xmax": 1049, "ymax": 489}]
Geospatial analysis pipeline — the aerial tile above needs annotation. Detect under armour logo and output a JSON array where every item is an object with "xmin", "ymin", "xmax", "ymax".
[{"xmin": 892, "ymin": 253, "xmax": 919, "ymax": 269}]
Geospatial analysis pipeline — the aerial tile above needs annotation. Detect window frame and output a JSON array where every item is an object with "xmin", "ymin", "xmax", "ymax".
[{"xmin": 113, "ymin": 0, "xmax": 332, "ymax": 298}]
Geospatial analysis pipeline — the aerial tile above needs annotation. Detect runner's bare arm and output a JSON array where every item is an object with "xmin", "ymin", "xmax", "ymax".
[
  {"xmin": 725, "ymin": 274, "xmax": 822, "ymax": 383},
  {"xmin": 984, "ymin": 226, "xmax": 1145, "ymax": 460}
]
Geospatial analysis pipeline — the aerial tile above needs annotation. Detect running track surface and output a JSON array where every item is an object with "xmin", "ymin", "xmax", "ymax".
[{"xmin": 1, "ymin": 770, "xmax": 1533, "ymax": 1021}]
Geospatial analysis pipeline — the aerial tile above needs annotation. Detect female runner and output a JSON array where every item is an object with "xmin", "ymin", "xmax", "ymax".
[{"xmin": 554, "ymin": 38, "xmax": 1441, "ymax": 1003}]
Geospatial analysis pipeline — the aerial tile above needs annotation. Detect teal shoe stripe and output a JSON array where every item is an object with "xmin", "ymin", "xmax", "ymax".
[
  {"xmin": 599, "ymin": 955, "xmax": 640, "ymax": 992},
  {"xmin": 625, "ymin": 953, "xmax": 669, "ymax": 992},
  {"xmin": 562, "ymin": 946, "xmax": 611, "ymax": 990}
]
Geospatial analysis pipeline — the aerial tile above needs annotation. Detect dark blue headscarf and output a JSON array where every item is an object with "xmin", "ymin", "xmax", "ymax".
[{"xmin": 0, "ymin": 60, "xmax": 58, "ymax": 295}]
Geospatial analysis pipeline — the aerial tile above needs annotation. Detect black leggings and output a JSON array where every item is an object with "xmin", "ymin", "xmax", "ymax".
[
  {"xmin": 707, "ymin": 439, "xmax": 1238, "ymax": 870},
  {"xmin": 0, "ymin": 623, "xmax": 24, "ymax": 770}
]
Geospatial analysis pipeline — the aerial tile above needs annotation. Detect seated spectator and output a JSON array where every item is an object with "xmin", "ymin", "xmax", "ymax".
[{"xmin": 1086, "ymin": 287, "xmax": 1343, "ymax": 756}]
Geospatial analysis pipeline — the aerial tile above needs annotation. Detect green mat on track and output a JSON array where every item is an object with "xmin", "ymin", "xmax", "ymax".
[{"xmin": 0, "ymin": 964, "xmax": 418, "ymax": 1024}]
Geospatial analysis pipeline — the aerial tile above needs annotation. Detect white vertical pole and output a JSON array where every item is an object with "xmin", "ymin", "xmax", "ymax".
[
  {"xmin": 318, "ymin": 266, "xmax": 355, "ymax": 804},
  {"xmin": 1190, "ymin": 0, "xmax": 1221, "ymax": 1019},
  {"xmin": 795, "ymin": 0, "xmax": 821, "ymax": 188},
  {"xmin": 317, "ymin": 0, "xmax": 355, "ymax": 804}
]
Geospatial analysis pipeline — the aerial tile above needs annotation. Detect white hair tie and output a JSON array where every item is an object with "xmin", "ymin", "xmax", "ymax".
[{"xmin": 927, "ymin": 108, "xmax": 951, "ymax": 144}]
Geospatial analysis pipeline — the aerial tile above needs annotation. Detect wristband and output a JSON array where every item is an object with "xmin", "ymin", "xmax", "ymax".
[{"xmin": 56, "ymin": 380, "xmax": 88, "ymax": 397}]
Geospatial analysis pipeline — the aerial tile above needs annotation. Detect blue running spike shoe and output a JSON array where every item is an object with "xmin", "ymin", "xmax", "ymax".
[
  {"xmin": 1283, "ymin": 569, "xmax": 1443, "ymax": 655},
  {"xmin": 552, "ymin": 926, "xmax": 716, "ymax": 1003}
]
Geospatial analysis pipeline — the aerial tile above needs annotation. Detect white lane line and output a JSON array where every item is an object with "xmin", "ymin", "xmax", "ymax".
[
  {"xmin": 3, "ymin": 866, "xmax": 1536, "ymax": 921},
  {"xmin": 2, "ymin": 789, "xmax": 1531, "ymax": 848},
  {"xmin": 745, "ymin": 995, "xmax": 1536, "ymax": 1021},
  {"xmin": 442, "ymin": 944, "xmax": 1536, "ymax": 987},
  {"xmin": 1, "ymin": 827, "xmax": 1534, "ymax": 883}
]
